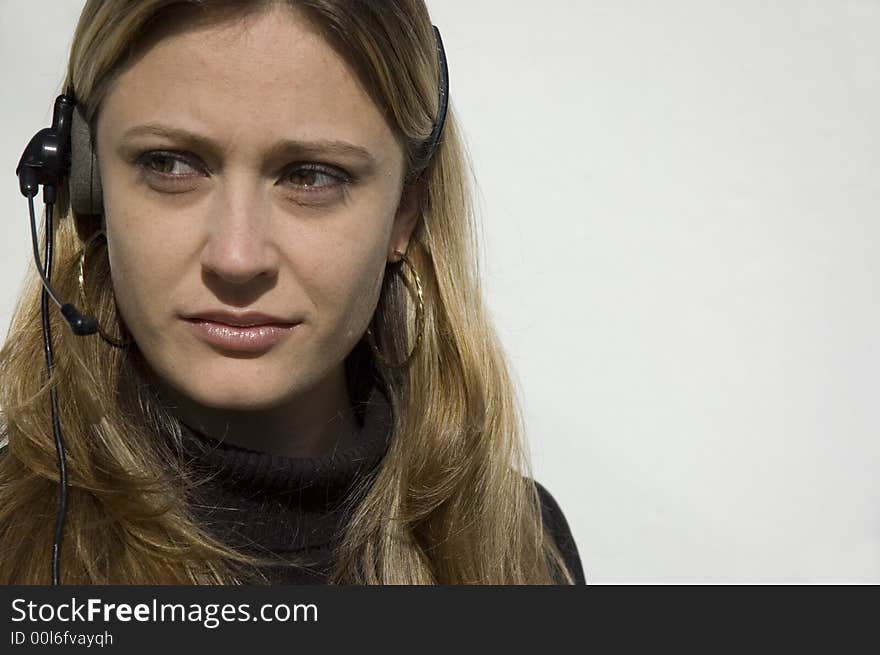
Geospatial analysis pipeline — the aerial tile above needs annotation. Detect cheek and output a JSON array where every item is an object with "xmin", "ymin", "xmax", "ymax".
[
  {"xmin": 297, "ymin": 206, "xmax": 395, "ymax": 343},
  {"xmin": 104, "ymin": 222, "xmax": 182, "ymax": 331},
  {"xmin": 309, "ymin": 245, "xmax": 386, "ymax": 344}
]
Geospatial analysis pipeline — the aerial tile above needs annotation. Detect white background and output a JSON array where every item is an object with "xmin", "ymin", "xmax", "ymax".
[{"xmin": 2, "ymin": 0, "xmax": 878, "ymax": 583}]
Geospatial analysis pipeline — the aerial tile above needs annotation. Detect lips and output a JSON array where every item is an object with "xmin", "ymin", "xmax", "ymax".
[{"xmin": 182, "ymin": 309, "xmax": 302, "ymax": 352}]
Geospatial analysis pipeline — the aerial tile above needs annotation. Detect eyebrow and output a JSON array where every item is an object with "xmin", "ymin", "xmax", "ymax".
[{"xmin": 119, "ymin": 122, "xmax": 378, "ymax": 168}]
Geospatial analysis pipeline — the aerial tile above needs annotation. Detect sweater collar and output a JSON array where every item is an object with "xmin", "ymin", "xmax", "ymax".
[{"xmin": 176, "ymin": 384, "xmax": 393, "ymax": 552}]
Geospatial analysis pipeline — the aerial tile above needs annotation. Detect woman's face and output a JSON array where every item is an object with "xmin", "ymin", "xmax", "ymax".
[{"xmin": 95, "ymin": 5, "xmax": 419, "ymax": 412}]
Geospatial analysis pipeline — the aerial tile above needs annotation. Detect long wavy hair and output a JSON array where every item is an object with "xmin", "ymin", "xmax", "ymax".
[{"xmin": 0, "ymin": 0, "xmax": 575, "ymax": 584}]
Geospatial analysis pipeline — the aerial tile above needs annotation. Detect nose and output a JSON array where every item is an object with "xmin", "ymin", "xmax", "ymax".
[{"xmin": 199, "ymin": 179, "xmax": 280, "ymax": 286}]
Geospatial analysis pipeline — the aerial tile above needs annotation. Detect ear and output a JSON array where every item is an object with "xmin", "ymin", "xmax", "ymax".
[{"xmin": 388, "ymin": 181, "xmax": 423, "ymax": 262}]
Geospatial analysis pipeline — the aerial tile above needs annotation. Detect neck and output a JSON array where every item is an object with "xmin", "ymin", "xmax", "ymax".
[{"xmin": 152, "ymin": 363, "xmax": 361, "ymax": 458}]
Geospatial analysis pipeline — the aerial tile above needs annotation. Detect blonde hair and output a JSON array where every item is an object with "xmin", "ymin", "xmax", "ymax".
[{"xmin": 0, "ymin": 0, "xmax": 575, "ymax": 584}]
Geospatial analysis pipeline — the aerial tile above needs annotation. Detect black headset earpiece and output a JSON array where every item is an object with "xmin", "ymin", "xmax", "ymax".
[
  {"xmin": 15, "ymin": 92, "xmax": 103, "ymax": 214},
  {"xmin": 16, "ymin": 94, "xmax": 75, "ymax": 204},
  {"xmin": 15, "ymin": 92, "xmax": 100, "ymax": 338}
]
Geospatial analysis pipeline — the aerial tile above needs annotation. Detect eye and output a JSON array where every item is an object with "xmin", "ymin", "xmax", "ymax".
[
  {"xmin": 282, "ymin": 163, "xmax": 350, "ymax": 193},
  {"xmin": 136, "ymin": 151, "xmax": 202, "ymax": 178}
]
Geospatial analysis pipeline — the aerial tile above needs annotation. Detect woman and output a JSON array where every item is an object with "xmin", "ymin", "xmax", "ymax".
[{"xmin": 0, "ymin": 0, "xmax": 585, "ymax": 585}]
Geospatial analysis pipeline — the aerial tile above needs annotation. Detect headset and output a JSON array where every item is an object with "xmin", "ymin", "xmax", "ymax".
[{"xmin": 13, "ymin": 24, "xmax": 449, "ymax": 586}]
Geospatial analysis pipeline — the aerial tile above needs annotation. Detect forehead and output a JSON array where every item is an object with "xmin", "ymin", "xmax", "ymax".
[{"xmin": 97, "ymin": 4, "xmax": 400, "ymax": 170}]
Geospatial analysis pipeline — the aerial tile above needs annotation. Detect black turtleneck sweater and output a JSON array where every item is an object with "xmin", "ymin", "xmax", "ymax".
[{"xmin": 179, "ymin": 385, "xmax": 586, "ymax": 585}]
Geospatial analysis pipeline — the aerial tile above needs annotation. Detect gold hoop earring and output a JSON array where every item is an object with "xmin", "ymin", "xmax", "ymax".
[
  {"xmin": 365, "ymin": 249, "xmax": 425, "ymax": 369},
  {"xmin": 78, "ymin": 229, "xmax": 131, "ymax": 349}
]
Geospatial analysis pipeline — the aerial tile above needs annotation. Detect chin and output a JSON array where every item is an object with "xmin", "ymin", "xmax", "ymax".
[
  {"xmin": 184, "ymin": 382, "xmax": 294, "ymax": 412},
  {"xmin": 156, "ymin": 359, "xmax": 301, "ymax": 412}
]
